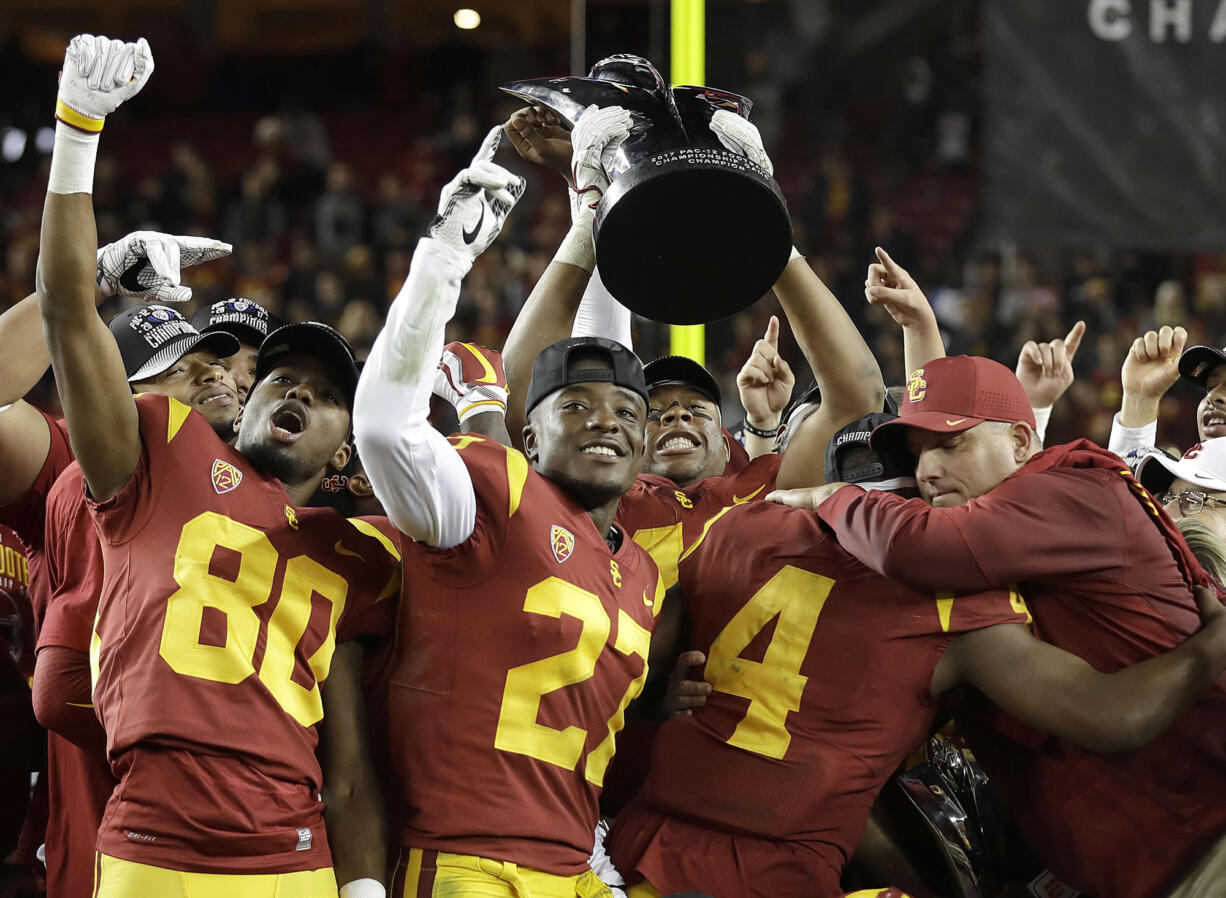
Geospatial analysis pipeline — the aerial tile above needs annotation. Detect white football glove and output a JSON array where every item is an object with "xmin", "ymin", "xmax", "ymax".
[
  {"xmin": 709, "ymin": 108, "xmax": 773, "ymax": 175},
  {"xmin": 97, "ymin": 232, "xmax": 232, "ymax": 302},
  {"xmin": 428, "ymin": 126, "xmax": 526, "ymax": 262},
  {"xmin": 432, "ymin": 341, "xmax": 509, "ymax": 424},
  {"xmin": 569, "ymin": 105, "xmax": 633, "ymax": 225},
  {"xmin": 56, "ymin": 35, "xmax": 153, "ymax": 129}
]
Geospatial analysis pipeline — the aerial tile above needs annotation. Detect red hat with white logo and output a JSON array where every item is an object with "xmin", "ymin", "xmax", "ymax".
[{"xmin": 870, "ymin": 355, "xmax": 1036, "ymax": 451}]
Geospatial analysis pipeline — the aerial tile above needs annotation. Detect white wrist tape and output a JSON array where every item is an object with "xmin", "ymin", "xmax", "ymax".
[
  {"xmin": 1031, "ymin": 405, "xmax": 1051, "ymax": 444},
  {"xmin": 339, "ymin": 878, "xmax": 385, "ymax": 898},
  {"xmin": 555, "ymin": 220, "xmax": 597, "ymax": 273},
  {"xmin": 47, "ymin": 121, "xmax": 99, "ymax": 195}
]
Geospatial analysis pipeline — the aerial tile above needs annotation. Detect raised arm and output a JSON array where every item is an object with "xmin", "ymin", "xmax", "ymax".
[
  {"xmin": 37, "ymin": 35, "xmax": 153, "ymax": 503},
  {"xmin": 501, "ymin": 105, "xmax": 631, "ymax": 448},
  {"xmin": 735, "ymin": 315, "xmax": 794, "ymax": 459},
  {"xmin": 939, "ymin": 586, "xmax": 1226, "ymax": 753},
  {"xmin": 1015, "ymin": 320, "xmax": 1085, "ymax": 445},
  {"xmin": 353, "ymin": 129, "xmax": 524, "ymax": 547},
  {"xmin": 1109, "ymin": 326, "xmax": 1187, "ymax": 461}
]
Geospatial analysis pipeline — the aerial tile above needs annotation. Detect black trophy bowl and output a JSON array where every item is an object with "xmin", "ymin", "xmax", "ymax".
[{"xmin": 502, "ymin": 54, "xmax": 792, "ymax": 326}]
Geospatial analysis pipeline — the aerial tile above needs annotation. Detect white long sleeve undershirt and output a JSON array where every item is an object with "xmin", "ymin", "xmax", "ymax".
[
  {"xmin": 571, "ymin": 265, "xmax": 633, "ymax": 351},
  {"xmin": 352, "ymin": 237, "xmax": 478, "ymax": 549},
  {"xmin": 1107, "ymin": 411, "xmax": 1159, "ymax": 467}
]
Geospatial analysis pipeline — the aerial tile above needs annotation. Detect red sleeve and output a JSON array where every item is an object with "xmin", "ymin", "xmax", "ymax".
[
  {"xmin": 817, "ymin": 468, "xmax": 1126, "ymax": 592},
  {"xmin": 0, "ymin": 411, "xmax": 73, "ymax": 552},
  {"xmin": 32, "ymin": 646, "xmax": 106, "ymax": 754},
  {"xmin": 37, "ymin": 473, "xmax": 103, "ymax": 653}
]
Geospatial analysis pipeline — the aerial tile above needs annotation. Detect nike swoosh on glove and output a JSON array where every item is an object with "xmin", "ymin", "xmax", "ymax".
[
  {"xmin": 97, "ymin": 232, "xmax": 232, "ymax": 302},
  {"xmin": 428, "ymin": 126, "xmax": 526, "ymax": 262}
]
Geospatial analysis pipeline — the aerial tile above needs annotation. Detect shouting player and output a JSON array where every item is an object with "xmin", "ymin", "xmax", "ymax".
[
  {"xmin": 353, "ymin": 128, "xmax": 665, "ymax": 897},
  {"xmin": 37, "ymin": 34, "xmax": 395, "ymax": 897}
]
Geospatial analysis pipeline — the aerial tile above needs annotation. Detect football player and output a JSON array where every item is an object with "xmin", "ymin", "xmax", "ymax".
[
  {"xmin": 353, "ymin": 127, "xmax": 667, "ymax": 898},
  {"xmin": 773, "ymin": 356, "xmax": 1226, "ymax": 898},
  {"xmin": 37, "ymin": 34, "xmax": 395, "ymax": 898},
  {"xmin": 192, "ymin": 297, "xmax": 282, "ymax": 399},
  {"xmin": 608, "ymin": 413, "xmax": 1226, "ymax": 898}
]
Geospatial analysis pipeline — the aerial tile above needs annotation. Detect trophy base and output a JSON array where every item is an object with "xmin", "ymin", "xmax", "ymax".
[{"xmin": 595, "ymin": 149, "xmax": 792, "ymax": 326}]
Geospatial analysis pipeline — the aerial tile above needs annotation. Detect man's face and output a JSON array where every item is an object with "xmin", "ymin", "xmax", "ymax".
[
  {"xmin": 645, "ymin": 384, "xmax": 725, "ymax": 487},
  {"xmin": 524, "ymin": 359, "xmax": 646, "ymax": 511},
  {"xmin": 234, "ymin": 353, "xmax": 352, "ymax": 486},
  {"xmin": 1162, "ymin": 476, "xmax": 1226, "ymax": 542},
  {"xmin": 219, "ymin": 341, "xmax": 261, "ymax": 401},
  {"xmin": 134, "ymin": 349, "xmax": 239, "ymax": 438},
  {"xmin": 1196, "ymin": 365, "xmax": 1226, "ymax": 441},
  {"xmin": 907, "ymin": 422, "xmax": 1023, "ymax": 508}
]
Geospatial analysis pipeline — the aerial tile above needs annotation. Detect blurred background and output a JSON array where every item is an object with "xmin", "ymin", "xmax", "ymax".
[{"xmin": 2, "ymin": 0, "xmax": 1223, "ymax": 448}]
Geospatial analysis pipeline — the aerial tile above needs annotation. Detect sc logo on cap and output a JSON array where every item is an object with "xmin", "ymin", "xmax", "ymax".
[{"xmin": 907, "ymin": 368, "xmax": 927, "ymax": 403}]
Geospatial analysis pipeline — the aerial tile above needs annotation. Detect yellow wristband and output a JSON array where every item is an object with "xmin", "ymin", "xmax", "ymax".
[{"xmin": 55, "ymin": 99, "xmax": 104, "ymax": 133}]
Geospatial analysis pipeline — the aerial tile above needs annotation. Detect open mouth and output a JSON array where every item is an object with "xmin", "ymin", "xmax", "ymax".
[
  {"xmin": 655, "ymin": 432, "xmax": 701, "ymax": 455},
  {"xmin": 1203, "ymin": 411, "xmax": 1226, "ymax": 435},
  {"xmin": 270, "ymin": 404, "xmax": 307, "ymax": 442}
]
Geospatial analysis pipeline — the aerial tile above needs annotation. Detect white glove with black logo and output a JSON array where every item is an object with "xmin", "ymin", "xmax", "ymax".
[
  {"xmin": 428, "ymin": 126, "xmax": 526, "ymax": 263},
  {"xmin": 569, "ymin": 104, "xmax": 632, "ymax": 226},
  {"xmin": 709, "ymin": 108, "xmax": 773, "ymax": 175},
  {"xmin": 57, "ymin": 34, "xmax": 154, "ymax": 128},
  {"xmin": 96, "ymin": 231, "xmax": 232, "ymax": 302}
]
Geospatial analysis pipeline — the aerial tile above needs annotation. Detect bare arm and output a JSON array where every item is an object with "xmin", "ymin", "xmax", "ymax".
[
  {"xmin": 774, "ymin": 254, "xmax": 886, "ymax": 489},
  {"xmin": 0, "ymin": 403, "xmax": 55, "ymax": 507},
  {"xmin": 38, "ymin": 193, "xmax": 140, "ymax": 503},
  {"xmin": 320, "ymin": 641, "xmax": 386, "ymax": 890},
  {"xmin": 735, "ymin": 315, "xmax": 793, "ymax": 460},
  {"xmin": 939, "ymin": 597, "xmax": 1226, "ymax": 753}
]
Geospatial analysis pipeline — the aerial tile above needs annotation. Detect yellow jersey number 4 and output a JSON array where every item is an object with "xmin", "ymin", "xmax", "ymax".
[{"xmin": 705, "ymin": 565, "xmax": 834, "ymax": 760}]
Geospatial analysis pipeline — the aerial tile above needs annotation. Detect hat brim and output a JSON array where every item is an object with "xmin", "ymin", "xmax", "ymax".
[
  {"xmin": 1136, "ymin": 450, "xmax": 1226, "ymax": 496},
  {"xmin": 128, "ymin": 330, "xmax": 241, "ymax": 383},
  {"xmin": 255, "ymin": 324, "xmax": 359, "ymax": 407},
  {"xmin": 869, "ymin": 412, "xmax": 983, "ymax": 452},
  {"xmin": 1178, "ymin": 346, "xmax": 1226, "ymax": 387},
  {"xmin": 644, "ymin": 356, "xmax": 722, "ymax": 406},
  {"xmin": 202, "ymin": 321, "xmax": 267, "ymax": 350}
]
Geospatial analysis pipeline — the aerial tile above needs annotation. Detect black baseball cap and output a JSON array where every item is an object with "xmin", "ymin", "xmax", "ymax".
[
  {"xmin": 1178, "ymin": 345, "xmax": 1226, "ymax": 387},
  {"xmin": 643, "ymin": 355, "xmax": 721, "ymax": 406},
  {"xmin": 109, "ymin": 304, "xmax": 240, "ymax": 383},
  {"xmin": 191, "ymin": 298, "xmax": 281, "ymax": 349},
  {"xmin": 826, "ymin": 412, "xmax": 918, "ymax": 487},
  {"xmin": 525, "ymin": 336, "xmax": 648, "ymax": 415},
  {"xmin": 254, "ymin": 322, "xmax": 360, "ymax": 407}
]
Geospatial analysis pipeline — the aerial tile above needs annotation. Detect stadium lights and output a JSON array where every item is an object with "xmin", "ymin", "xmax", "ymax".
[
  {"xmin": 454, "ymin": 8, "xmax": 481, "ymax": 29},
  {"xmin": 1, "ymin": 128, "xmax": 26, "ymax": 163}
]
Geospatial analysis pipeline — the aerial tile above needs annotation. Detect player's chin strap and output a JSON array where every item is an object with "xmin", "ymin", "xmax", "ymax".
[{"xmin": 340, "ymin": 878, "xmax": 385, "ymax": 898}]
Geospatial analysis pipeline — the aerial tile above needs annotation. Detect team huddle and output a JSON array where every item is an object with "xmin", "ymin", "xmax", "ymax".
[{"xmin": 1, "ymin": 32, "xmax": 1225, "ymax": 898}]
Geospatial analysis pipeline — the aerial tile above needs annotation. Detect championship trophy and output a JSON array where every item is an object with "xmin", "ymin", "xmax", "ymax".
[{"xmin": 501, "ymin": 54, "xmax": 793, "ymax": 325}]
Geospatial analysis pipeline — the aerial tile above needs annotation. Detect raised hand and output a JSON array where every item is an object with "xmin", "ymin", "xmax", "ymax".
[
  {"xmin": 709, "ymin": 109, "xmax": 773, "ymax": 175},
  {"xmin": 428, "ymin": 126, "xmax": 526, "ymax": 261},
  {"xmin": 1016, "ymin": 321, "xmax": 1086, "ymax": 409},
  {"xmin": 433, "ymin": 341, "xmax": 509, "ymax": 424},
  {"xmin": 736, "ymin": 315, "xmax": 795, "ymax": 431},
  {"xmin": 57, "ymin": 34, "xmax": 153, "ymax": 129},
  {"xmin": 865, "ymin": 247, "xmax": 933, "ymax": 331},
  {"xmin": 503, "ymin": 106, "xmax": 573, "ymax": 179},
  {"xmin": 97, "ymin": 232, "xmax": 232, "ymax": 303},
  {"xmin": 569, "ymin": 105, "xmax": 632, "ymax": 219},
  {"xmin": 1122, "ymin": 326, "xmax": 1188, "ymax": 404}
]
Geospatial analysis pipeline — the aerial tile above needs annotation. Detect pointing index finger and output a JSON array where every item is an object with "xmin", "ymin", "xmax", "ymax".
[
  {"xmin": 764, "ymin": 314, "xmax": 780, "ymax": 348},
  {"xmin": 1063, "ymin": 320, "xmax": 1086, "ymax": 359},
  {"xmin": 473, "ymin": 125, "xmax": 503, "ymax": 165}
]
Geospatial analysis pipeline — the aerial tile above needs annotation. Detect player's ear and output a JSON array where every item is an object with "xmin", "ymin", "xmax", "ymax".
[
  {"xmin": 522, "ymin": 423, "xmax": 539, "ymax": 463},
  {"xmin": 347, "ymin": 471, "xmax": 374, "ymax": 499},
  {"xmin": 329, "ymin": 439, "xmax": 353, "ymax": 472},
  {"xmin": 1011, "ymin": 421, "xmax": 1037, "ymax": 462},
  {"xmin": 232, "ymin": 406, "xmax": 244, "ymax": 434},
  {"xmin": 723, "ymin": 432, "xmax": 731, "ymax": 462}
]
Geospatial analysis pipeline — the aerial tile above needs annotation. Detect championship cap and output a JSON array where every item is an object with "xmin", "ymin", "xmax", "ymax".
[
  {"xmin": 525, "ymin": 336, "xmax": 648, "ymax": 415},
  {"xmin": 870, "ymin": 356, "xmax": 1036, "ymax": 451},
  {"xmin": 1136, "ymin": 440, "xmax": 1226, "ymax": 496},
  {"xmin": 1178, "ymin": 345, "xmax": 1226, "ymax": 387},
  {"xmin": 826, "ymin": 412, "xmax": 918, "ymax": 489},
  {"xmin": 191, "ymin": 297, "xmax": 281, "ymax": 349},
  {"xmin": 643, "ymin": 355, "xmax": 722, "ymax": 407},
  {"xmin": 109, "ymin": 303, "xmax": 240, "ymax": 383},
  {"xmin": 254, "ymin": 322, "xmax": 360, "ymax": 407}
]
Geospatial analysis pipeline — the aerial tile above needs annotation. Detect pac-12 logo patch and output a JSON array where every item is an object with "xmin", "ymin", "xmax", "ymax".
[
  {"xmin": 550, "ymin": 525, "xmax": 575, "ymax": 564},
  {"xmin": 210, "ymin": 459, "xmax": 243, "ymax": 494}
]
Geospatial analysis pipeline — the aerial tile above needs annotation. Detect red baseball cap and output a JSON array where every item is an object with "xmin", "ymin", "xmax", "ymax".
[{"xmin": 870, "ymin": 355, "xmax": 1036, "ymax": 451}]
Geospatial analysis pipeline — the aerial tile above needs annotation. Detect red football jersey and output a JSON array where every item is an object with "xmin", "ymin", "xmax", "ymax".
[
  {"xmin": 0, "ymin": 524, "xmax": 32, "ymax": 674},
  {"xmin": 88, "ymin": 393, "xmax": 398, "ymax": 873},
  {"xmin": 817, "ymin": 440, "xmax": 1226, "ymax": 898},
  {"xmin": 607, "ymin": 500, "xmax": 1030, "ymax": 898},
  {"xmin": 0, "ymin": 409, "xmax": 73, "ymax": 625},
  {"xmin": 618, "ymin": 453, "xmax": 782, "ymax": 590},
  {"xmin": 391, "ymin": 435, "xmax": 664, "ymax": 875}
]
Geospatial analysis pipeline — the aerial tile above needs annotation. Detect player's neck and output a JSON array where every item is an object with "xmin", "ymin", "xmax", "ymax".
[
  {"xmin": 281, "ymin": 476, "xmax": 324, "ymax": 506},
  {"xmin": 586, "ymin": 501, "xmax": 619, "ymax": 544}
]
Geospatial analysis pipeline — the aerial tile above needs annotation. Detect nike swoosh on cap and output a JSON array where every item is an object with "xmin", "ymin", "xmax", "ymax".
[{"xmin": 945, "ymin": 418, "xmax": 968, "ymax": 426}]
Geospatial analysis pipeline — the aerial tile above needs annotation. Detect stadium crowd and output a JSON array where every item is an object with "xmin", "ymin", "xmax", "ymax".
[{"xmin": 1, "ymin": 28, "xmax": 1225, "ymax": 898}]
